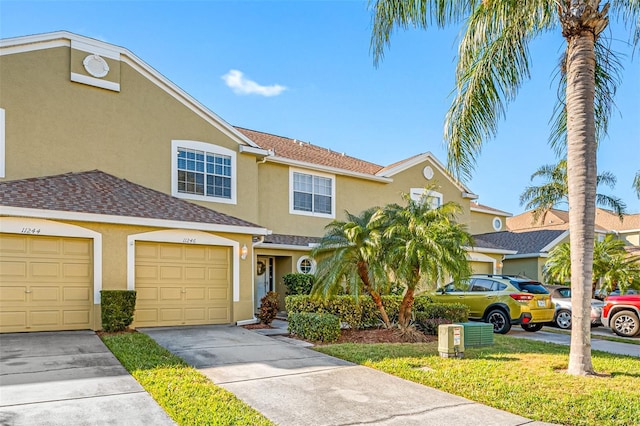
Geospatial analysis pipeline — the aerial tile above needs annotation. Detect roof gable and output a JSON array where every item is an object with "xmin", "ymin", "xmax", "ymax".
[{"xmin": 0, "ymin": 31, "xmax": 263, "ymax": 152}]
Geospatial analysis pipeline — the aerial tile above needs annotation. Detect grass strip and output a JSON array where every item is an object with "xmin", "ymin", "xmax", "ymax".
[
  {"xmin": 315, "ymin": 335, "xmax": 640, "ymax": 426},
  {"xmin": 101, "ymin": 332, "xmax": 274, "ymax": 426}
]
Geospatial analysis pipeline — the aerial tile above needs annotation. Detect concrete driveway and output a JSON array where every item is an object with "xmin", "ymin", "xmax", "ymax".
[
  {"xmin": 141, "ymin": 325, "xmax": 554, "ymax": 426},
  {"xmin": 0, "ymin": 330, "xmax": 174, "ymax": 426}
]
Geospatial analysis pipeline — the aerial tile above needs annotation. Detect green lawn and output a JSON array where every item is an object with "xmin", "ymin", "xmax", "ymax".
[
  {"xmin": 315, "ymin": 335, "xmax": 640, "ymax": 426},
  {"xmin": 101, "ymin": 332, "xmax": 274, "ymax": 426}
]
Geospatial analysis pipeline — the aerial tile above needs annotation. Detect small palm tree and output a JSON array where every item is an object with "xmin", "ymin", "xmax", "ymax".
[
  {"xmin": 545, "ymin": 234, "xmax": 640, "ymax": 297},
  {"xmin": 634, "ymin": 171, "xmax": 640, "ymax": 199},
  {"xmin": 311, "ymin": 208, "xmax": 392, "ymax": 328},
  {"xmin": 520, "ymin": 159, "xmax": 626, "ymax": 222},
  {"xmin": 382, "ymin": 192, "xmax": 472, "ymax": 329}
]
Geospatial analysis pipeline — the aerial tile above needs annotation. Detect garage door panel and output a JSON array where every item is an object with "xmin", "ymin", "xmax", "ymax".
[
  {"xmin": 134, "ymin": 241, "xmax": 231, "ymax": 327},
  {"xmin": 63, "ymin": 287, "xmax": 91, "ymax": 302},
  {"xmin": 63, "ymin": 263, "xmax": 91, "ymax": 278},
  {"xmin": 0, "ymin": 260, "xmax": 27, "ymax": 278},
  {"xmin": 64, "ymin": 310, "xmax": 91, "ymax": 325},
  {"xmin": 185, "ymin": 266, "xmax": 206, "ymax": 280},
  {"xmin": 63, "ymin": 239, "xmax": 91, "ymax": 256},
  {"xmin": 31, "ymin": 262, "xmax": 60, "ymax": 278},
  {"xmin": 0, "ymin": 235, "xmax": 27, "ymax": 253},
  {"xmin": 159, "ymin": 266, "xmax": 182, "ymax": 280},
  {"xmin": 0, "ymin": 286, "xmax": 28, "ymax": 302},
  {"xmin": 209, "ymin": 307, "xmax": 229, "ymax": 321},
  {"xmin": 1, "ymin": 310, "xmax": 27, "ymax": 328},
  {"xmin": 31, "ymin": 287, "xmax": 59, "ymax": 302},
  {"xmin": 0, "ymin": 234, "xmax": 93, "ymax": 333},
  {"xmin": 209, "ymin": 288, "xmax": 228, "ymax": 300},
  {"xmin": 184, "ymin": 308, "xmax": 205, "ymax": 321},
  {"xmin": 159, "ymin": 245, "xmax": 182, "ymax": 260}
]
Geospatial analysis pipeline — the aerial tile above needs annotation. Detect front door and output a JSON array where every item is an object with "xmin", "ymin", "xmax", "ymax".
[{"xmin": 255, "ymin": 257, "xmax": 274, "ymax": 309}]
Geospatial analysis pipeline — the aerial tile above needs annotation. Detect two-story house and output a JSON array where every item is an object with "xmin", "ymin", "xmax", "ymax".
[{"xmin": 0, "ymin": 31, "xmax": 514, "ymax": 332}]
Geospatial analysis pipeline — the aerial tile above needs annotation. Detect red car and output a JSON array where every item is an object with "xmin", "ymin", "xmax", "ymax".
[{"xmin": 601, "ymin": 295, "xmax": 640, "ymax": 337}]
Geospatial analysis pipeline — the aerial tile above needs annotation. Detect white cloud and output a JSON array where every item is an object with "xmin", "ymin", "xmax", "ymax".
[{"xmin": 221, "ymin": 69, "xmax": 287, "ymax": 97}]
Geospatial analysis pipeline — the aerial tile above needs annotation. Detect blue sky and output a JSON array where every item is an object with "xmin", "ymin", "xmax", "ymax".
[{"xmin": 2, "ymin": 1, "xmax": 639, "ymax": 215}]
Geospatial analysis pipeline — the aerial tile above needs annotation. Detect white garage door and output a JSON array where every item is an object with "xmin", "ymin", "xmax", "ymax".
[
  {"xmin": 134, "ymin": 241, "xmax": 231, "ymax": 327},
  {"xmin": 0, "ymin": 234, "xmax": 93, "ymax": 333}
]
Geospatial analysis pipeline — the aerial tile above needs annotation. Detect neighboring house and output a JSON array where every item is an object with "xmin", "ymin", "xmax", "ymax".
[
  {"xmin": 471, "ymin": 208, "xmax": 640, "ymax": 282},
  {"xmin": 0, "ymin": 31, "xmax": 513, "ymax": 332}
]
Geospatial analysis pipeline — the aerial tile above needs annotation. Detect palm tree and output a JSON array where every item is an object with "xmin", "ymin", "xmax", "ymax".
[
  {"xmin": 382, "ymin": 192, "xmax": 472, "ymax": 329},
  {"xmin": 520, "ymin": 159, "xmax": 626, "ymax": 222},
  {"xmin": 311, "ymin": 208, "xmax": 392, "ymax": 328},
  {"xmin": 634, "ymin": 171, "xmax": 640, "ymax": 199},
  {"xmin": 545, "ymin": 234, "xmax": 640, "ymax": 296},
  {"xmin": 369, "ymin": 0, "xmax": 639, "ymax": 376}
]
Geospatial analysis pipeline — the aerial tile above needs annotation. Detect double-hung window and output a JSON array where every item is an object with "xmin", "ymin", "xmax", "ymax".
[
  {"xmin": 290, "ymin": 169, "xmax": 335, "ymax": 218},
  {"xmin": 409, "ymin": 187, "xmax": 443, "ymax": 209},
  {"xmin": 171, "ymin": 140, "xmax": 236, "ymax": 204}
]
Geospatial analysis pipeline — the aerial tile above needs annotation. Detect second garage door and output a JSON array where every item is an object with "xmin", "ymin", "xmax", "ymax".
[
  {"xmin": 134, "ymin": 241, "xmax": 231, "ymax": 327},
  {"xmin": 470, "ymin": 261, "xmax": 493, "ymax": 275}
]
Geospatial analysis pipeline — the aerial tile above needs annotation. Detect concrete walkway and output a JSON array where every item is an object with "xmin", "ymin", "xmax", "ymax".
[
  {"xmin": 0, "ymin": 331, "xmax": 174, "ymax": 426},
  {"xmin": 141, "ymin": 325, "xmax": 554, "ymax": 426},
  {"xmin": 508, "ymin": 328, "xmax": 640, "ymax": 357}
]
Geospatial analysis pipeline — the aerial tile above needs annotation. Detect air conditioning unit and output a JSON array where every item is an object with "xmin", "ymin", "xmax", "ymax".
[
  {"xmin": 438, "ymin": 324, "xmax": 464, "ymax": 358},
  {"xmin": 460, "ymin": 322, "xmax": 494, "ymax": 347}
]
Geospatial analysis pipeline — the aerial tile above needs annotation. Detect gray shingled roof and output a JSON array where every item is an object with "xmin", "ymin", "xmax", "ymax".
[
  {"xmin": 0, "ymin": 170, "xmax": 261, "ymax": 228},
  {"xmin": 262, "ymin": 234, "xmax": 321, "ymax": 247},
  {"xmin": 473, "ymin": 229, "xmax": 566, "ymax": 255}
]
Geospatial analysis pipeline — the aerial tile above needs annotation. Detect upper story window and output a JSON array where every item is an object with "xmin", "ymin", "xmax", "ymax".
[
  {"xmin": 492, "ymin": 217, "xmax": 503, "ymax": 231},
  {"xmin": 289, "ymin": 168, "xmax": 335, "ymax": 218},
  {"xmin": 171, "ymin": 140, "xmax": 236, "ymax": 204},
  {"xmin": 409, "ymin": 188, "xmax": 443, "ymax": 209}
]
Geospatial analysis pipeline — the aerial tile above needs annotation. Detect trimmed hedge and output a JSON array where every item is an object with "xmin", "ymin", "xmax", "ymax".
[
  {"xmin": 288, "ymin": 312, "xmax": 340, "ymax": 342},
  {"xmin": 101, "ymin": 290, "xmax": 137, "ymax": 332},
  {"xmin": 285, "ymin": 295, "xmax": 467, "ymax": 330},
  {"xmin": 282, "ymin": 273, "xmax": 315, "ymax": 295}
]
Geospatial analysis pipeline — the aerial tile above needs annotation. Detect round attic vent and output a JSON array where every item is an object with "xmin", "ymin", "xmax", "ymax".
[
  {"xmin": 83, "ymin": 54, "xmax": 110, "ymax": 78},
  {"xmin": 423, "ymin": 166, "xmax": 434, "ymax": 180}
]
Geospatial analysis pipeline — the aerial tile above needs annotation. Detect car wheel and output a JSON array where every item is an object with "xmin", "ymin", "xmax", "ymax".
[
  {"xmin": 521, "ymin": 323, "xmax": 543, "ymax": 332},
  {"xmin": 555, "ymin": 309, "xmax": 572, "ymax": 330},
  {"xmin": 486, "ymin": 309, "xmax": 511, "ymax": 334},
  {"xmin": 610, "ymin": 310, "xmax": 640, "ymax": 337}
]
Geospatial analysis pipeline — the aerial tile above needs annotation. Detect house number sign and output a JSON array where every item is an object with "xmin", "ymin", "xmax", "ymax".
[
  {"xmin": 182, "ymin": 238, "xmax": 197, "ymax": 244},
  {"xmin": 21, "ymin": 227, "xmax": 41, "ymax": 234}
]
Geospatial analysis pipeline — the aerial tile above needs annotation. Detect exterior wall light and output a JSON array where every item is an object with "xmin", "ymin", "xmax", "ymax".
[{"xmin": 241, "ymin": 244, "xmax": 248, "ymax": 260}]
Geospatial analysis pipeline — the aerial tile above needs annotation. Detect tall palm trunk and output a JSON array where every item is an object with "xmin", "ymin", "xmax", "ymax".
[
  {"xmin": 357, "ymin": 261, "xmax": 391, "ymax": 328},
  {"xmin": 563, "ymin": 7, "xmax": 602, "ymax": 375}
]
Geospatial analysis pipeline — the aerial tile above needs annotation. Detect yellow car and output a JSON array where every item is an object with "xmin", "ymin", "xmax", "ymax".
[{"xmin": 430, "ymin": 274, "xmax": 555, "ymax": 334}]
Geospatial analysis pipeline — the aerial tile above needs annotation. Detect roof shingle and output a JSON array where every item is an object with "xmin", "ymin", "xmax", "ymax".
[
  {"xmin": 473, "ymin": 229, "xmax": 566, "ymax": 255},
  {"xmin": 0, "ymin": 170, "xmax": 261, "ymax": 229}
]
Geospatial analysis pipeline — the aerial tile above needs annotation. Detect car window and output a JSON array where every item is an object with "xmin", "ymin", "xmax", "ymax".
[
  {"xmin": 441, "ymin": 281, "xmax": 470, "ymax": 292},
  {"xmin": 558, "ymin": 288, "xmax": 571, "ymax": 298},
  {"xmin": 510, "ymin": 281, "xmax": 549, "ymax": 294},
  {"xmin": 470, "ymin": 278, "xmax": 496, "ymax": 292}
]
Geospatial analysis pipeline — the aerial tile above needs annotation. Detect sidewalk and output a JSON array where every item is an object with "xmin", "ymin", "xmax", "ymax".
[
  {"xmin": 141, "ymin": 324, "xmax": 555, "ymax": 426},
  {"xmin": 508, "ymin": 328, "xmax": 640, "ymax": 357}
]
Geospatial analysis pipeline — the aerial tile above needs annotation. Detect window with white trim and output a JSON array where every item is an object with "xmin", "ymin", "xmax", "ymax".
[
  {"xmin": 409, "ymin": 188, "xmax": 443, "ymax": 209},
  {"xmin": 492, "ymin": 217, "xmax": 503, "ymax": 231},
  {"xmin": 297, "ymin": 256, "xmax": 317, "ymax": 274},
  {"xmin": 171, "ymin": 140, "xmax": 236, "ymax": 204},
  {"xmin": 290, "ymin": 168, "xmax": 335, "ymax": 218}
]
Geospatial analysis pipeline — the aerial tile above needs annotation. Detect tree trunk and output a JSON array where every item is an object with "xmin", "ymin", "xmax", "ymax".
[
  {"xmin": 564, "ymin": 20, "xmax": 599, "ymax": 375},
  {"xmin": 398, "ymin": 286, "xmax": 415, "ymax": 329},
  {"xmin": 357, "ymin": 262, "xmax": 391, "ymax": 328}
]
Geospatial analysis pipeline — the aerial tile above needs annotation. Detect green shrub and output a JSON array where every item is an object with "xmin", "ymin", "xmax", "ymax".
[
  {"xmin": 101, "ymin": 290, "xmax": 137, "ymax": 332},
  {"xmin": 285, "ymin": 295, "xmax": 441, "ymax": 329},
  {"xmin": 414, "ymin": 303, "xmax": 469, "ymax": 335},
  {"xmin": 282, "ymin": 273, "xmax": 315, "ymax": 295},
  {"xmin": 257, "ymin": 291, "xmax": 279, "ymax": 325},
  {"xmin": 288, "ymin": 312, "xmax": 340, "ymax": 342}
]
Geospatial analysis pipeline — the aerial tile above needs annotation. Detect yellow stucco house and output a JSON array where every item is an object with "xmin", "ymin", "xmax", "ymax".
[{"xmin": 0, "ymin": 31, "xmax": 515, "ymax": 332}]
